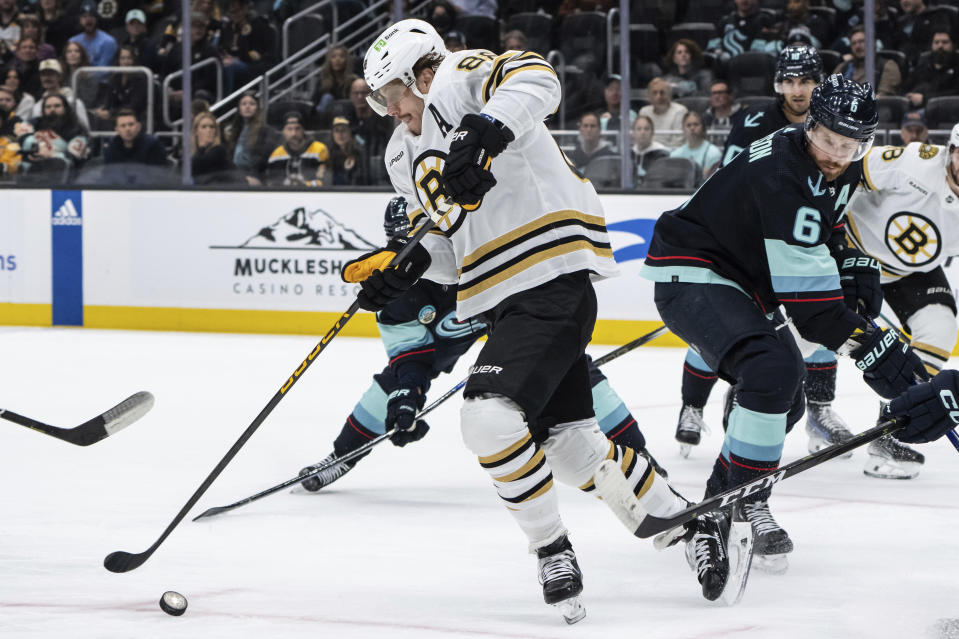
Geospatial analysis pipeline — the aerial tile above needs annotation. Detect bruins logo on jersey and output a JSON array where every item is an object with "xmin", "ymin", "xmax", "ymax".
[
  {"xmin": 884, "ymin": 211, "xmax": 941, "ymax": 266},
  {"xmin": 918, "ymin": 144, "xmax": 939, "ymax": 160},
  {"xmin": 881, "ymin": 147, "xmax": 904, "ymax": 162},
  {"xmin": 412, "ymin": 150, "xmax": 470, "ymax": 236}
]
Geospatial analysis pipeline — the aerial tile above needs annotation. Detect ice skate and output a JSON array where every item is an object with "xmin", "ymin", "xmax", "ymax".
[
  {"xmin": 536, "ymin": 535, "xmax": 586, "ymax": 624},
  {"xmin": 742, "ymin": 499, "xmax": 793, "ymax": 574},
  {"xmin": 805, "ymin": 401, "xmax": 854, "ymax": 458},
  {"xmin": 684, "ymin": 508, "xmax": 753, "ymax": 605},
  {"xmin": 295, "ymin": 452, "xmax": 356, "ymax": 493},
  {"xmin": 676, "ymin": 405, "xmax": 710, "ymax": 458},
  {"xmin": 863, "ymin": 435, "xmax": 924, "ymax": 480}
]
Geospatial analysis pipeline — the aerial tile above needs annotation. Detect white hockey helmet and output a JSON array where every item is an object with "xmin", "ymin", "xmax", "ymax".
[
  {"xmin": 950, "ymin": 122, "xmax": 959, "ymax": 152},
  {"xmin": 363, "ymin": 19, "xmax": 447, "ymax": 116}
]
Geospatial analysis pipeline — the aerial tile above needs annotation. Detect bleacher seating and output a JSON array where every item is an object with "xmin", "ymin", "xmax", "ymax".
[
  {"xmin": 727, "ymin": 52, "xmax": 777, "ymax": 97},
  {"xmin": 924, "ymin": 96, "xmax": 959, "ymax": 129},
  {"xmin": 504, "ymin": 12, "xmax": 554, "ymax": 56},
  {"xmin": 643, "ymin": 157, "xmax": 698, "ymax": 189}
]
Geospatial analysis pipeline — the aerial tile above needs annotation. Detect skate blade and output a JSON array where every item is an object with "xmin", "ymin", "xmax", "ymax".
[
  {"xmin": 807, "ymin": 435, "xmax": 853, "ymax": 459},
  {"xmin": 553, "ymin": 596, "xmax": 586, "ymax": 625},
  {"xmin": 679, "ymin": 443, "xmax": 692, "ymax": 459},
  {"xmin": 654, "ymin": 525, "xmax": 688, "ymax": 551},
  {"xmin": 862, "ymin": 455, "xmax": 920, "ymax": 480},
  {"xmin": 594, "ymin": 459, "xmax": 646, "ymax": 533},
  {"xmin": 720, "ymin": 521, "xmax": 754, "ymax": 607},
  {"xmin": 753, "ymin": 553, "xmax": 789, "ymax": 575}
]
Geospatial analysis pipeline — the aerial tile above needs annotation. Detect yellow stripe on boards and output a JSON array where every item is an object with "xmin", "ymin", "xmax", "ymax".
[{"xmin": 0, "ymin": 303, "xmax": 51, "ymax": 326}]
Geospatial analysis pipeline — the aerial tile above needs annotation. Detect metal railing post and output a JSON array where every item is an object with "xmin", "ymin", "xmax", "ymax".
[
  {"xmin": 72, "ymin": 66, "xmax": 154, "ymax": 133},
  {"xmin": 618, "ymin": 1, "xmax": 631, "ymax": 189}
]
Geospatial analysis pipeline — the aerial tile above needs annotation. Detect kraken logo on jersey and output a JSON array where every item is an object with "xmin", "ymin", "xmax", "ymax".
[
  {"xmin": 417, "ymin": 305, "xmax": 437, "ymax": 324},
  {"xmin": 435, "ymin": 312, "xmax": 481, "ymax": 339},
  {"xmin": 885, "ymin": 211, "xmax": 942, "ymax": 266},
  {"xmin": 412, "ymin": 150, "xmax": 471, "ymax": 234}
]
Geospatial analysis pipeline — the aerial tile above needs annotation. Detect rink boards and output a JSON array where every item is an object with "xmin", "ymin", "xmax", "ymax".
[{"xmin": 3, "ymin": 188, "xmax": 958, "ymax": 349}]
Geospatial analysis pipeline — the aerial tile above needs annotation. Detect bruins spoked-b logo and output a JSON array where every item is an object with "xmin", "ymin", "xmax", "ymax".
[
  {"xmin": 885, "ymin": 211, "xmax": 941, "ymax": 266},
  {"xmin": 412, "ymin": 151, "xmax": 469, "ymax": 235}
]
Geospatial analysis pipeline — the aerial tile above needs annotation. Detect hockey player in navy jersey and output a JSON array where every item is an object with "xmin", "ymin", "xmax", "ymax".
[
  {"xmin": 298, "ymin": 197, "xmax": 666, "ymax": 492},
  {"xmin": 337, "ymin": 19, "xmax": 692, "ymax": 622},
  {"xmin": 643, "ymin": 74, "xmax": 959, "ymax": 600},
  {"xmin": 675, "ymin": 45, "xmax": 869, "ymax": 495}
]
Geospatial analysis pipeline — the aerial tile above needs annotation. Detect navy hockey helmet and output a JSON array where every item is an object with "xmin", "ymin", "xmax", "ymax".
[
  {"xmin": 775, "ymin": 43, "xmax": 824, "ymax": 85},
  {"xmin": 805, "ymin": 74, "xmax": 878, "ymax": 161},
  {"xmin": 384, "ymin": 196, "xmax": 410, "ymax": 239}
]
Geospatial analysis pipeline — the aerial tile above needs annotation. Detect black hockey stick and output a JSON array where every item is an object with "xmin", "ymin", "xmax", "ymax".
[
  {"xmin": 626, "ymin": 418, "xmax": 904, "ymax": 539},
  {"xmin": 1, "ymin": 391, "xmax": 154, "ymax": 446},
  {"xmin": 103, "ymin": 212, "xmax": 445, "ymax": 574},
  {"xmin": 192, "ymin": 324, "xmax": 671, "ymax": 520},
  {"xmin": 191, "ymin": 378, "xmax": 468, "ymax": 520}
]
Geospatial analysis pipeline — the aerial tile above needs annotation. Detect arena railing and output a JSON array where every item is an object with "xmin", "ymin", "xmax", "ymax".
[
  {"xmin": 72, "ymin": 67, "xmax": 155, "ymax": 136},
  {"xmin": 162, "ymin": 57, "xmax": 224, "ymax": 128}
]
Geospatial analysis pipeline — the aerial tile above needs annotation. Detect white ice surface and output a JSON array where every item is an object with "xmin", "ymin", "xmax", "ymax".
[{"xmin": 0, "ymin": 326, "xmax": 957, "ymax": 639}]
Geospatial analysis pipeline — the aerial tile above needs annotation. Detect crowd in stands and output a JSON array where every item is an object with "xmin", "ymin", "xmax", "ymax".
[{"xmin": 0, "ymin": 0, "xmax": 957, "ymax": 189}]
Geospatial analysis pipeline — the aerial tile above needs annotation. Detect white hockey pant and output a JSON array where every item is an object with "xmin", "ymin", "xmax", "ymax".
[{"xmin": 904, "ymin": 303, "xmax": 956, "ymax": 376}]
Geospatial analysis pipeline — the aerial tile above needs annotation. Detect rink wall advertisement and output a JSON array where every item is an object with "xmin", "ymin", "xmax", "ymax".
[{"xmin": 3, "ymin": 187, "xmax": 959, "ymax": 349}]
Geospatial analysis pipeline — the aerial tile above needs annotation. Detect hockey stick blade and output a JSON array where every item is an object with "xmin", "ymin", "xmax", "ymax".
[
  {"xmin": 0, "ymin": 391, "xmax": 155, "ymax": 446},
  {"xmin": 630, "ymin": 418, "xmax": 903, "ymax": 539},
  {"xmin": 104, "ymin": 218, "xmax": 442, "ymax": 574}
]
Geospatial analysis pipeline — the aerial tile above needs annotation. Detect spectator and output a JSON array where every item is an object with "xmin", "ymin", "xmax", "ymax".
[
  {"xmin": 502, "ymin": 29, "xmax": 526, "ymax": 52},
  {"xmin": 92, "ymin": 45, "xmax": 148, "ymax": 126},
  {"xmin": 329, "ymin": 115, "xmax": 368, "ymax": 185},
  {"xmin": 30, "ymin": 58, "xmax": 90, "ymax": 131},
  {"xmin": 18, "ymin": 92, "xmax": 88, "ymax": 179},
  {"xmin": 2, "ymin": 66, "xmax": 35, "ymax": 120},
  {"xmin": 223, "ymin": 90, "xmax": 277, "ymax": 184},
  {"xmin": 346, "ymin": 77, "xmax": 393, "ymax": 158},
  {"xmin": 426, "ymin": 1, "xmax": 458, "ymax": 34},
  {"xmin": 264, "ymin": 111, "xmax": 329, "ymax": 187},
  {"xmin": 669, "ymin": 111, "xmax": 722, "ymax": 180},
  {"xmin": 37, "ymin": 0, "xmax": 74, "ymax": 55},
  {"xmin": 313, "ymin": 44, "xmax": 358, "ymax": 118},
  {"xmin": 119, "ymin": 9, "xmax": 159, "ymax": 72},
  {"xmin": 445, "ymin": 30, "xmax": 468, "ymax": 52},
  {"xmin": 19, "ymin": 15, "xmax": 56, "ymax": 61},
  {"xmin": 599, "ymin": 74, "xmax": 636, "ymax": 132},
  {"xmin": 832, "ymin": 0, "xmax": 898, "ymax": 55},
  {"xmin": 220, "ymin": 0, "xmax": 276, "ymax": 94},
  {"xmin": 102, "ymin": 108, "xmax": 167, "ymax": 167},
  {"xmin": 0, "ymin": 0, "xmax": 19, "ymax": 63},
  {"xmin": 568, "ymin": 112, "xmax": 615, "ymax": 171},
  {"xmin": 899, "ymin": 110, "xmax": 929, "ymax": 144},
  {"xmin": 159, "ymin": 11, "xmax": 221, "ymax": 116},
  {"xmin": 62, "ymin": 41, "xmax": 99, "ymax": 113},
  {"xmin": 904, "ymin": 30, "xmax": 959, "ymax": 108},
  {"xmin": 638, "ymin": 77, "xmax": 687, "ymax": 148},
  {"xmin": 631, "ymin": 115, "xmax": 669, "ymax": 187},
  {"xmin": 190, "ymin": 111, "xmax": 234, "ymax": 184},
  {"xmin": 834, "ymin": 25, "xmax": 901, "ymax": 96},
  {"xmin": 10, "ymin": 37, "xmax": 42, "ymax": 98},
  {"xmin": 449, "ymin": 0, "xmax": 496, "ymax": 19},
  {"xmin": 895, "ymin": 0, "xmax": 938, "ymax": 63},
  {"xmin": 68, "ymin": 1, "xmax": 118, "ymax": 68},
  {"xmin": 707, "ymin": 0, "xmax": 778, "ymax": 60},
  {"xmin": 661, "ymin": 39, "xmax": 713, "ymax": 98},
  {"xmin": 0, "ymin": 85, "xmax": 21, "ymax": 176},
  {"xmin": 701, "ymin": 80, "xmax": 741, "ymax": 129},
  {"xmin": 775, "ymin": 0, "xmax": 831, "ymax": 49}
]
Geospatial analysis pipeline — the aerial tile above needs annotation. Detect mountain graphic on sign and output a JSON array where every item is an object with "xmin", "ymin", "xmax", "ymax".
[{"xmin": 241, "ymin": 207, "xmax": 378, "ymax": 249}]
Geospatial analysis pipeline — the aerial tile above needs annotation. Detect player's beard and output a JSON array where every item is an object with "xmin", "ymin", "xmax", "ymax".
[{"xmin": 783, "ymin": 97, "xmax": 809, "ymax": 118}]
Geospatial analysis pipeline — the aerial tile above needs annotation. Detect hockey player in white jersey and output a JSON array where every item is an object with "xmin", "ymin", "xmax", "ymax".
[
  {"xmin": 342, "ymin": 19, "xmax": 699, "ymax": 622},
  {"xmin": 842, "ymin": 122, "xmax": 959, "ymax": 478}
]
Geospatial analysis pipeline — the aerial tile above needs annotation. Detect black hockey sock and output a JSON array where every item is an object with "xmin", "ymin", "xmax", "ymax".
[
  {"xmin": 682, "ymin": 363, "xmax": 718, "ymax": 408},
  {"xmin": 726, "ymin": 452, "xmax": 781, "ymax": 502},
  {"xmin": 332, "ymin": 414, "xmax": 378, "ymax": 462},
  {"xmin": 704, "ymin": 453, "xmax": 729, "ymax": 497},
  {"xmin": 804, "ymin": 362, "xmax": 837, "ymax": 404},
  {"xmin": 605, "ymin": 415, "xmax": 646, "ymax": 451}
]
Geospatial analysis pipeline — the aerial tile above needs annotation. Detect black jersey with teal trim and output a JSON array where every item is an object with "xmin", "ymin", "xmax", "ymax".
[
  {"xmin": 377, "ymin": 280, "xmax": 486, "ymax": 381},
  {"xmin": 643, "ymin": 125, "xmax": 865, "ymax": 350},
  {"xmin": 721, "ymin": 101, "xmax": 791, "ymax": 167}
]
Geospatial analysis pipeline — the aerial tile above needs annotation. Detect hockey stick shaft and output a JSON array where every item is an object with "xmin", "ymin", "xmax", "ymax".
[
  {"xmin": 631, "ymin": 418, "xmax": 904, "ymax": 538},
  {"xmin": 103, "ymin": 215, "xmax": 441, "ymax": 574},
  {"xmin": 0, "ymin": 392, "xmax": 154, "ymax": 446},
  {"xmin": 191, "ymin": 379, "xmax": 467, "ymax": 520},
  {"xmin": 193, "ymin": 326, "xmax": 669, "ymax": 519}
]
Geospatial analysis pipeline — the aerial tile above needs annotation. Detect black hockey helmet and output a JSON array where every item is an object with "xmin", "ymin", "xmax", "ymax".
[
  {"xmin": 384, "ymin": 196, "xmax": 410, "ymax": 239},
  {"xmin": 775, "ymin": 43, "xmax": 823, "ymax": 85},
  {"xmin": 805, "ymin": 74, "xmax": 878, "ymax": 161}
]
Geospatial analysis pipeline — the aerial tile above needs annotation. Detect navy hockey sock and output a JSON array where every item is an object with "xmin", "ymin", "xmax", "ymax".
[
  {"xmin": 332, "ymin": 414, "xmax": 378, "ymax": 461},
  {"xmin": 682, "ymin": 362, "xmax": 718, "ymax": 408},
  {"xmin": 804, "ymin": 361, "xmax": 837, "ymax": 404},
  {"xmin": 605, "ymin": 415, "xmax": 647, "ymax": 451}
]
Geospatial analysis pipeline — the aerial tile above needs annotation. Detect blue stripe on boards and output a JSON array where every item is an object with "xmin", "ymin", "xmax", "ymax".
[{"xmin": 51, "ymin": 190, "xmax": 83, "ymax": 326}]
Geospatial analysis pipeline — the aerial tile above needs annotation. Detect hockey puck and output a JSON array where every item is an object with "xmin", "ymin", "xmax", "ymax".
[{"xmin": 159, "ymin": 591, "xmax": 188, "ymax": 616}]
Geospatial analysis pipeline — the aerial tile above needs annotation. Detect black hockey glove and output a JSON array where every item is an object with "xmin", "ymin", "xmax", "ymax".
[
  {"xmin": 833, "ymin": 246, "xmax": 883, "ymax": 318},
  {"xmin": 885, "ymin": 369, "xmax": 959, "ymax": 443},
  {"xmin": 385, "ymin": 385, "xmax": 430, "ymax": 447},
  {"xmin": 850, "ymin": 326, "xmax": 927, "ymax": 399},
  {"xmin": 442, "ymin": 113, "xmax": 514, "ymax": 208},
  {"xmin": 342, "ymin": 236, "xmax": 431, "ymax": 312}
]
